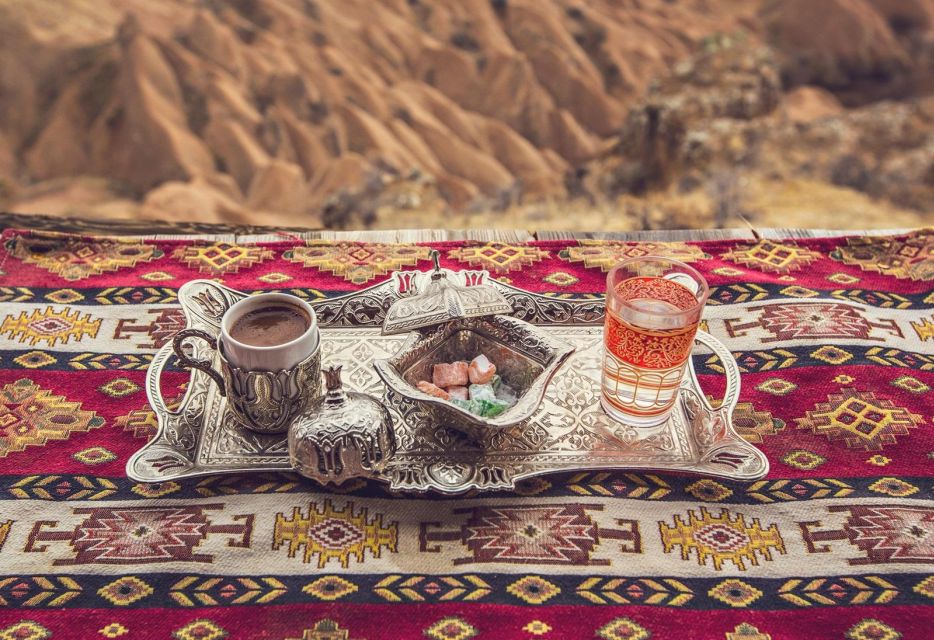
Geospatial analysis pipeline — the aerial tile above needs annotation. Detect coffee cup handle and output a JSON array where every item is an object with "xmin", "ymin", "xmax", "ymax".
[{"xmin": 172, "ymin": 329, "xmax": 227, "ymax": 397}]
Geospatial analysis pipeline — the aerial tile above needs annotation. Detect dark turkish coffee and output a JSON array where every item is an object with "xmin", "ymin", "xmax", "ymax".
[{"xmin": 230, "ymin": 304, "xmax": 310, "ymax": 347}]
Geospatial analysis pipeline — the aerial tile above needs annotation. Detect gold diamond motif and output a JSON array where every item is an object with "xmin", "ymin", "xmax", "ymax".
[
  {"xmin": 561, "ymin": 240, "xmax": 707, "ymax": 272},
  {"xmin": 834, "ymin": 374, "xmax": 855, "ymax": 384},
  {"xmin": 99, "ymin": 623, "xmax": 129, "ymax": 638},
  {"xmin": 273, "ymin": 500, "xmax": 397, "ymax": 568},
  {"xmin": 811, "ymin": 345, "xmax": 853, "ymax": 365},
  {"xmin": 866, "ymin": 455, "xmax": 891, "ymax": 467},
  {"xmin": 660, "ymin": 507, "xmax": 785, "ymax": 571},
  {"xmin": 98, "ymin": 576, "xmax": 153, "ymax": 606},
  {"xmin": 285, "ymin": 242, "xmax": 430, "ymax": 284},
  {"xmin": 596, "ymin": 618, "xmax": 651, "ymax": 640},
  {"xmin": 686, "ymin": 479, "xmax": 733, "ymax": 502},
  {"xmin": 845, "ymin": 619, "xmax": 901, "ymax": 640},
  {"xmin": 1, "ymin": 306, "xmax": 100, "ymax": 347},
  {"xmin": 424, "ymin": 617, "xmax": 478, "ymax": 640},
  {"xmin": 13, "ymin": 351, "xmax": 57, "ymax": 369},
  {"xmin": 708, "ymin": 579, "xmax": 763, "ymax": 607},
  {"xmin": 755, "ymin": 378, "xmax": 797, "ymax": 396},
  {"xmin": 72, "ymin": 446, "xmax": 116, "ymax": 465},
  {"xmin": 542, "ymin": 271, "xmax": 579, "ymax": 287},
  {"xmin": 779, "ymin": 285, "xmax": 819, "ymax": 298},
  {"xmin": 45, "ymin": 288, "xmax": 85, "ymax": 304},
  {"xmin": 868, "ymin": 477, "xmax": 919, "ymax": 497},
  {"xmin": 795, "ymin": 388, "xmax": 923, "ymax": 450},
  {"xmin": 98, "ymin": 378, "xmax": 141, "ymax": 399},
  {"xmin": 722, "ymin": 240, "xmax": 821, "ymax": 274},
  {"xmin": 781, "ymin": 450, "xmax": 826, "ymax": 470},
  {"xmin": 303, "ymin": 576, "xmax": 358, "ymax": 601},
  {"xmin": 258, "ymin": 272, "xmax": 293, "ymax": 284},
  {"xmin": 172, "ymin": 620, "xmax": 228, "ymax": 640},
  {"xmin": 173, "ymin": 243, "xmax": 273, "ymax": 275},
  {"xmin": 892, "ymin": 375, "xmax": 930, "ymax": 394},
  {"xmin": 507, "ymin": 576, "xmax": 560, "ymax": 604},
  {"xmin": 713, "ymin": 267, "xmax": 745, "ymax": 276},
  {"xmin": 450, "ymin": 243, "xmax": 549, "ymax": 274},
  {"xmin": 140, "ymin": 271, "xmax": 175, "ymax": 282},
  {"xmin": 523, "ymin": 621, "xmax": 552, "ymax": 636},
  {"xmin": 0, "ymin": 621, "xmax": 51, "ymax": 640},
  {"xmin": 827, "ymin": 272, "xmax": 860, "ymax": 285}
]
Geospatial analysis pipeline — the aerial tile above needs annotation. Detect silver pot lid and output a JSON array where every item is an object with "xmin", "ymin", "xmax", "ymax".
[{"xmin": 381, "ymin": 250, "xmax": 513, "ymax": 335}]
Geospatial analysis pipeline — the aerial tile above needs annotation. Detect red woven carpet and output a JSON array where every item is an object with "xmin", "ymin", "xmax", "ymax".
[{"xmin": 0, "ymin": 228, "xmax": 932, "ymax": 639}]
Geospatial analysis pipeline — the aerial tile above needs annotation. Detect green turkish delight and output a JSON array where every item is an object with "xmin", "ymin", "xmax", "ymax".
[
  {"xmin": 452, "ymin": 397, "xmax": 510, "ymax": 418},
  {"xmin": 468, "ymin": 383, "xmax": 496, "ymax": 402}
]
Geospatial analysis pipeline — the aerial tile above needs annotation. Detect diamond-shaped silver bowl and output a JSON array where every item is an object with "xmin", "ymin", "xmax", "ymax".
[{"xmin": 374, "ymin": 314, "xmax": 575, "ymax": 437}]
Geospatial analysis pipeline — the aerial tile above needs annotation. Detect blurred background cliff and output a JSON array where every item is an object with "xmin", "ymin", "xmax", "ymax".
[{"xmin": 0, "ymin": 0, "xmax": 932, "ymax": 231}]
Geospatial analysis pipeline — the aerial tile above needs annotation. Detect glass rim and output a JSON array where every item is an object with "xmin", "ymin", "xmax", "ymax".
[{"xmin": 607, "ymin": 256, "xmax": 710, "ymax": 318}]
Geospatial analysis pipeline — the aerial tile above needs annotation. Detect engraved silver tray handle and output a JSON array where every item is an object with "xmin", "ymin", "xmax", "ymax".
[{"xmin": 684, "ymin": 330, "xmax": 759, "ymax": 473}]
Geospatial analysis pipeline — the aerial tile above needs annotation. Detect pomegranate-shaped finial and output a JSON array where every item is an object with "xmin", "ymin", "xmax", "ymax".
[{"xmin": 323, "ymin": 365, "xmax": 344, "ymax": 392}]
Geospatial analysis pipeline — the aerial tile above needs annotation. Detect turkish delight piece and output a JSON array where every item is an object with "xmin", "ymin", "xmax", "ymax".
[
  {"xmin": 433, "ymin": 361, "xmax": 469, "ymax": 387},
  {"xmin": 451, "ymin": 398, "xmax": 481, "ymax": 414},
  {"xmin": 476, "ymin": 398, "xmax": 509, "ymax": 418},
  {"xmin": 468, "ymin": 383, "xmax": 497, "ymax": 402},
  {"xmin": 452, "ymin": 395, "xmax": 510, "ymax": 418},
  {"xmin": 417, "ymin": 380, "xmax": 450, "ymax": 400},
  {"xmin": 468, "ymin": 354, "xmax": 497, "ymax": 384},
  {"xmin": 447, "ymin": 386, "xmax": 469, "ymax": 401}
]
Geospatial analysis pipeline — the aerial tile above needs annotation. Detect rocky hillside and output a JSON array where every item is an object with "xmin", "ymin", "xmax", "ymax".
[{"xmin": 0, "ymin": 0, "xmax": 931, "ymax": 229}]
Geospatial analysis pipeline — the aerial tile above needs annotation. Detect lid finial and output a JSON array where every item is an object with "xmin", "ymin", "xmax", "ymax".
[
  {"xmin": 430, "ymin": 249, "xmax": 444, "ymax": 280},
  {"xmin": 323, "ymin": 365, "xmax": 343, "ymax": 391}
]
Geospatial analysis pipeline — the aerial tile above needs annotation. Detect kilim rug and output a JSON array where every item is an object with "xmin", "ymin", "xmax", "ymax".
[{"xmin": 0, "ymin": 227, "xmax": 932, "ymax": 639}]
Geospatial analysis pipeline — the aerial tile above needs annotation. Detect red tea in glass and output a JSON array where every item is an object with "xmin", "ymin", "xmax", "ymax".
[{"xmin": 602, "ymin": 257, "xmax": 709, "ymax": 427}]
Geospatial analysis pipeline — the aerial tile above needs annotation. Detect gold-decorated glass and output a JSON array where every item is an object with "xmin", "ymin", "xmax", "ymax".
[{"xmin": 601, "ymin": 256, "xmax": 709, "ymax": 427}]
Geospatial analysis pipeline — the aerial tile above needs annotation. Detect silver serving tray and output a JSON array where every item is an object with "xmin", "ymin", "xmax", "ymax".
[{"xmin": 127, "ymin": 275, "xmax": 768, "ymax": 493}]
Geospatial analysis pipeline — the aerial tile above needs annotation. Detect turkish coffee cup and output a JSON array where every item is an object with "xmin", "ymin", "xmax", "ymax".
[{"xmin": 172, "ymin": 293, "xmax": 322, "ymax": 434}]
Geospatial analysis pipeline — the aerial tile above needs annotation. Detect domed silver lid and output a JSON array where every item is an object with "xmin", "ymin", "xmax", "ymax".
[{"xmin": 381, "ymin": 250, "xmax": 513, "ymax": 335}]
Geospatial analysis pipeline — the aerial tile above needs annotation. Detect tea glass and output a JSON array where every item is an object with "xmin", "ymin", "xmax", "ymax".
[{"xmin": 601, "ymin": 257, "xmax": 709, "ymax": 427}]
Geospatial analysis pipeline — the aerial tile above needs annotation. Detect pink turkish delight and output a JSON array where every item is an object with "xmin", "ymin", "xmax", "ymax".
[
  {"xmin": 417, "ymin": 380, "xmax": 450, "ymax": 400},
  {"xmin": 447, "ymin": 386, "xmax": 469, "ymax": 401},
  {"xmin": 432, "ymin": 361, "xmax": 469, "ymax": 387},
  {"xmin": 468, "ymin": 354, "xmax": 496, "ymax": 384}
]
